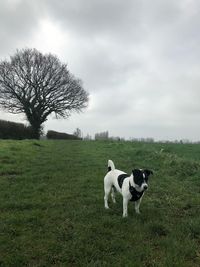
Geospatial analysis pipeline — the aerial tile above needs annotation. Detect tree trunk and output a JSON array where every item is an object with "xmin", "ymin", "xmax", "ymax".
[
  {"xmin": 25, "ymin": 110, "xmax": 42, "ymax": 139},
  {"xmin": 31, "ymin": 127, "xmax": 41, "ymax": 139},
  {"xmin": 30, "ymin": 121, "xmax": 42, "ymax": 139}
]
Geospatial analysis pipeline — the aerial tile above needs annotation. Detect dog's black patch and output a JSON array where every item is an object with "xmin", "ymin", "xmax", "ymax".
[
  {"xmin": 132, "ymin": 169, "xmax": 153, "ymax": 187},
  {"xmin": 118, "ymin": 173, "xmax": 129, "ymax": 188},
  {"xmin": 129, "ymin": 183, "xmax": 144, "ymax": 202},
  {"xmin": 144, "ymin": 169, "xmax": 153, "ymax": 177},
  {"xmin": 132, "ymin": 169, "xmax": 145, "ymax": 186}
]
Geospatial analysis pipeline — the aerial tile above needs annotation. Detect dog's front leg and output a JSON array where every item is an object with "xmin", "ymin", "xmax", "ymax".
[
  {"xmin": 123, "ymin": 198, "xmax": 128, "ymax": 217},
  {"xmin": 135, "ymin": 199, "xmax": 142, "ymax": 214}
]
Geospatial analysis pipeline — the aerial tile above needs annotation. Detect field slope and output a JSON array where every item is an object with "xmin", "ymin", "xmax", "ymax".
[{"xmin": 0, "ymin": 140, "xmax": 200, "ymax": 266}]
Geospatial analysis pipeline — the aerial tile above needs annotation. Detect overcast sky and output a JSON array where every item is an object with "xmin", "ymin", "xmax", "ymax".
[{"xmin": 0, "ymin": 0, "xmax": 200, "ymax": 141}]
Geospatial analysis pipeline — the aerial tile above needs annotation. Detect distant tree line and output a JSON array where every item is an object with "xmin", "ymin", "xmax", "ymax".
[
  {"xmin": 94, "ymin": 131, "xmax": 125, "ymax": 141},
  {"xmin": 95, "ymin": 131, "xmax": 109, "ymax": 140},
  {"xmin": 0, "ymin": 121, "xmax": 197, "ymax": 143}
]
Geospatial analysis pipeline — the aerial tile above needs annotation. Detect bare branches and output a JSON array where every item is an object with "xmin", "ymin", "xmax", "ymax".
[{"xmin": 0, "ymin": 48, "xmax": 89, "ymax": 138}]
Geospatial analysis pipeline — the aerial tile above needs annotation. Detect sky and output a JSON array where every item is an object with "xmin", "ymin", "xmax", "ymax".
[{"xmin": 0, "ymin": 0, "xmax": 200, "ymax": 141}]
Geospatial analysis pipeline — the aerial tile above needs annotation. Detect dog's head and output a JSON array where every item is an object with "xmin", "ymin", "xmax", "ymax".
[{"xmin": 132, "ymin": 169, "xmax": 153, "ymax": 192}]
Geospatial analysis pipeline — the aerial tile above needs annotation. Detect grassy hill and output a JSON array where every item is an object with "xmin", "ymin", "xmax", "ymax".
[{"xmin": 0, "ymin": 140, "xmax": 200, "ymax": 266}]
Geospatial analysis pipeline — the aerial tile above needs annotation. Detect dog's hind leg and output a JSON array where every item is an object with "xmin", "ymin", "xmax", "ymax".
[
  {"xmin": 111, "ymin": 186, "xmax": 116, "ymax": 203},
  {"xmin": 104, "ymin": 181, "xmax": 112, "ymax": 209},
  {"xmin": 104, "ymin": 187, "xmax": 111, "ymax": 209}
]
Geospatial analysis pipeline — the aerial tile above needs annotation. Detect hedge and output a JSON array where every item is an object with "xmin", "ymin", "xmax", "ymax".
[
  {"xmin": 0, "ymin": 120, "xmax": 34, "ymax": 139},
  {"xmin": 47, "ymin": 130, "xmax": 81, "ymax": 140}
]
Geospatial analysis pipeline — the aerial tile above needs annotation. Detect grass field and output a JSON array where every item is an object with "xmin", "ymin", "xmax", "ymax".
[{"xmin": 0, "ymin": 140, "xmax": 200, "ymax": 267}]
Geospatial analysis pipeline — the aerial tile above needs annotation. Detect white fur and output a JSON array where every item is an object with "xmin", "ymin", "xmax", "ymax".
[{"xmin": 104, "ymin": 160, "xmax": 144, "ymax": 217}]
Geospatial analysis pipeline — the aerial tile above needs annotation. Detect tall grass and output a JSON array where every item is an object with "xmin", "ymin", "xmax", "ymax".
[{"xmin": 0, "ymin": 140, "xmax": 199, "ymax": 266}]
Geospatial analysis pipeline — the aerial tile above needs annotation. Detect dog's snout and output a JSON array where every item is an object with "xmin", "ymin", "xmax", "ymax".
[{"xmin": 143, "ymin": 185, "xmax": 148, "ymax": 190}]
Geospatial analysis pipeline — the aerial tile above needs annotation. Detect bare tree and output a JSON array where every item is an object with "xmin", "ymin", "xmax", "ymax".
[
  {"xmin": 0, "ymin": 48, "xmax": 89, "ymax": 139},
  {"xmin": 73, "ymin": 128, "xmax": 82, "ymax": 139}
]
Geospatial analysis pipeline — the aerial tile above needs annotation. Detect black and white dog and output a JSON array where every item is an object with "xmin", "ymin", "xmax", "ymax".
[{"xmin": 104, "ymin": 160, "xmax": 153, "ymax": 217}]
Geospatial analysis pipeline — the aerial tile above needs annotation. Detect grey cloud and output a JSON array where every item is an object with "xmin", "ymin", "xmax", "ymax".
[
  {"xmin": 0, "ymin": 0, "xmax": 43, "ymax": 56},
  {"xmin": 73, "ymin": 42, "xmax": 141, "ymax": 92},
  {"xmin": 43, "ymin": 0, "xmax": 143, "ymax": 41}
]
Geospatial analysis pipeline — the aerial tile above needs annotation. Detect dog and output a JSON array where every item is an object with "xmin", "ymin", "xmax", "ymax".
[{"xmin": 104, "ymin": 160, "xmax": 153, "ymax": 217}]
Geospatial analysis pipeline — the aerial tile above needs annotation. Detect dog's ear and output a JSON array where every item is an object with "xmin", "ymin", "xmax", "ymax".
[
  {"xmin": 144, "ymin": 169, "xmax": 153, "ymax": 177},
  {"xmin": 132, "ymin": 169, "xmax": 141, "ymax": 177}
]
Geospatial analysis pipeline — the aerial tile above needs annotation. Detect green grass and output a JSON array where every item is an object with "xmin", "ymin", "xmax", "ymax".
[{"xmin": 0, "ymin": 140, "xmax": 200, "ymax": 266}]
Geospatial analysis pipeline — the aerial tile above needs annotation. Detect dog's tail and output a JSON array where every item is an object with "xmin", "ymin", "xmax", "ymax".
[{"xmin": 108, "ymin": 160, "xmax": 115, "ymax": 172}]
